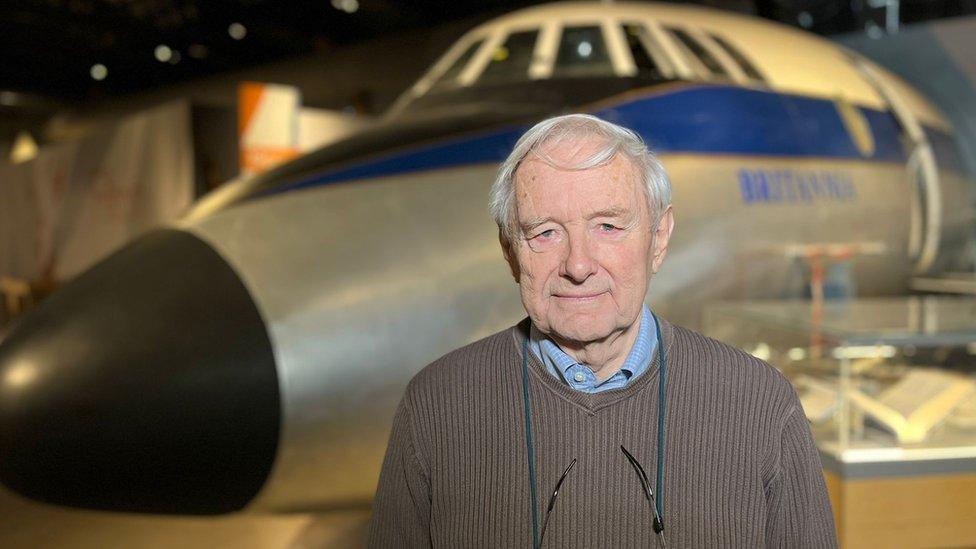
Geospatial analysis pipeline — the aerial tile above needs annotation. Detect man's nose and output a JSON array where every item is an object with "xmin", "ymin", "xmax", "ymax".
[{"xmin": 560, "ymin": 232, "xmax": 598, "ymax": 282}]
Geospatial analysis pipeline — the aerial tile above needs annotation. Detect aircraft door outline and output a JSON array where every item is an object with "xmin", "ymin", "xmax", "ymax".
[{"xmin": 850, "ymin": 54, "xmax": 942, "ymax": 274}]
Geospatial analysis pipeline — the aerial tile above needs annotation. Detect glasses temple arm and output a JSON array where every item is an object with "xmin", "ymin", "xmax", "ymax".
[
  {"xmin": 538, "ymin": 458, "xmax": 577, "ymax": 548},
  {"xmin": 621, "ymin": 445, "xmax": 665, "ymax": 534}
]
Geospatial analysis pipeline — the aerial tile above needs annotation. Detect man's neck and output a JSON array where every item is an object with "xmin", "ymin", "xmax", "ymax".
[{"xmin": 550, "ymin": 316, "xmax": 643, "ymax": 381}]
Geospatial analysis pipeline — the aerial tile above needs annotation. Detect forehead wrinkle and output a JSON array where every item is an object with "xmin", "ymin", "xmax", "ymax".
[
  {"xmin": 532, "ymin": 134, "xmax": 616, "ymax": 169},
  {"xmin": 514, "ymin": 152, "xmax": 647, "ymax": 231}
]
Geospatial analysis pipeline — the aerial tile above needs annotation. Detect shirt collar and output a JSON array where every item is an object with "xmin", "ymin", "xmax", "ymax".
[{"xmin": 528, "ymin": 306, "xmax": 657, "ymax": 391}]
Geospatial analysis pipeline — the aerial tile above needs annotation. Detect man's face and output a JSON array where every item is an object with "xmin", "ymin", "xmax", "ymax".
[{"xmin": 504, "ymin": 138, "xmax": 673, "ymax": 345}]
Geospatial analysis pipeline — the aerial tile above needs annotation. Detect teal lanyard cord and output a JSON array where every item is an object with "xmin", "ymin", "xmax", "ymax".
[
  {"xmin": 521, "ymin": 312, "xmax": 667, "ymax": 547},
  {"xmin": 653, "ymin": 313, "xmax": 666, "ymax": 525},
  {"xmin": 521, "ymin": 336, "xmax": 540, "ymax": 548}
]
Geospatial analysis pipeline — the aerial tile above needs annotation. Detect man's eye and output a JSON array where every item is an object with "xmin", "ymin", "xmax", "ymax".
[
  {"xmin": 526, "ymin": 228, "xmax": 559, "ymax": 251},
  {"xmin": 599, "ymin": 223, "xmax": 617, "ymax": 232}
]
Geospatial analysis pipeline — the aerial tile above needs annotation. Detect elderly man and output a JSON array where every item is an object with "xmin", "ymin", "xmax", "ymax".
[{"xmin": 368, "ymin": 114, "xmax": 836, "ymax": 548}]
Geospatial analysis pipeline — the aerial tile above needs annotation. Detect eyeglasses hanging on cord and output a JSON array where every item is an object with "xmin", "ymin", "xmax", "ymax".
[{"xmin": 533, "ymin": 449, "xmax": 668, "ymax": 549}]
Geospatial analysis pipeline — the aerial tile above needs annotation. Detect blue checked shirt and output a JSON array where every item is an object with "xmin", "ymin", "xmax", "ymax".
[{"xmin": 528, "ymin": 306, "xmax": 657, "ymax": 393}]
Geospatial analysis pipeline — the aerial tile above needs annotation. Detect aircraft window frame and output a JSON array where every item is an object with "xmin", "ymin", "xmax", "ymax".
[
  {"xmin": 685, "ymin": 29, "xmax": 748, "ymax": 83},
  {"xmin": 642, "ymin": 21, "xmax": 695, "ymax": 80},
  {"xmin": 618, "ymin": 21, "xmax": 674, "ymax": 80},
  {"xmin": 427, "ymin": 37, "xmax": 489, "ymax": 92},
  {"xmin": 461, "ymin": 25, "xmax": 553, "ymax": 87},
  {"xmin": 688, "ymin": 29, "xmax": 747, "ymax": 82},
  {"xmin": 386, "ymin": 32, "xmax": 488, "ymax": 115},
  {"xmin": 601, "ymin": 18, "xmax": 638, "ymax": 77},
  {"xmin": 551, "ymin": 23, "xmax": 618, "ymax": 79},
  {"xmin": 528, "ymin": 21, "xmax": 561, "ymax": 79},
  {"xmin": 603, "ymin": 21, "xmax": 637, "ymax": 76},
  {"xmin": 458, "ymin": 30, "xmax": 509, "ymax": 86},
  {"xmin": 707, "ymin": 33, "xmax": 766, "ymax": 83},
  {"xmin": 662, "ymin": 25, "xmax": 735, "ymax": 82},
  {"xmin": 476, "ymin": 29, "xmax": 542, "ymax": 85}
]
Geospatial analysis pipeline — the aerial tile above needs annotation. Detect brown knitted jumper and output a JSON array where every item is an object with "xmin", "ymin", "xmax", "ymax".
[{"xmin": 368, "ymin": 317, "xmax": 837, "ymax": 548}]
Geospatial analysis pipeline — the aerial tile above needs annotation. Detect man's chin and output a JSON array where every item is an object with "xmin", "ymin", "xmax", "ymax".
[{"xmin": 547, "ymin": 322, "xmax": 615, "ymax": 347}]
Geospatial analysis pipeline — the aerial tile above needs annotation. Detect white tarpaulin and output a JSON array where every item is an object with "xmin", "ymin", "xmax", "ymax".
[{"xmin": 0, "ymin": 100, "xmax": 194, "ymax": 284}]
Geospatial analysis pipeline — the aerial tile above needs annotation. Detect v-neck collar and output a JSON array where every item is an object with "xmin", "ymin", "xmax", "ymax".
[{"xmin": 510, "ymin": 315, "xmax": 675, "ymax": 414}]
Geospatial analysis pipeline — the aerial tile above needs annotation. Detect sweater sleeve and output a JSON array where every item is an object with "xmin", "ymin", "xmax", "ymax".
[
  {"xmin": 367, "ymin": 397, "xmax": 432, "ymax": 549},
  {"xmin": 765, "ymin": 405, "xmax": 838, "ymax": 548}
]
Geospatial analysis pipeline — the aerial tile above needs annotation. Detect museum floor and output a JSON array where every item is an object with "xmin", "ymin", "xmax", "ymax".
[{"xmin": 0, "ymin": 486, "xmax": 369, "ymax": 549}]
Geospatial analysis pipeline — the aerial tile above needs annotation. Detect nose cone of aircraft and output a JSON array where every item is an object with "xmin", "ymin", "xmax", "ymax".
[{"xmin": 0, "ymin": 229, "xmax": 280, "ymax": 514}]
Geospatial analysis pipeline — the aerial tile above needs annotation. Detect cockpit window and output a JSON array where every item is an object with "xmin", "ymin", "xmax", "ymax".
[
  {"xmin": 553, "ymin": 25, "xmax": 614, "ymax": 78},
  {"xmin": 666, "ymin": 27, "xmax": 730, "ymax": 79},
  {"xmin": 479, "ymin": 30, "xmax": 539, "ymax": 84},
  {"xmin": 430, "ymin": 39, "xmax": 484, "ymax": 91},
  {"xmin": 621, "ymin": 23, "xmax": 664, "ymax": 79},
  {"xmin": 709, "ymin": 33, "xmax": 765, "ymax": 82}
]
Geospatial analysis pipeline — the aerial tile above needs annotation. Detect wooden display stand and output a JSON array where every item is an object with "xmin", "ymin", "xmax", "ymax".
[{"xmin": 824, "ymin": 468, "xmax": 976, "ymax": 548}]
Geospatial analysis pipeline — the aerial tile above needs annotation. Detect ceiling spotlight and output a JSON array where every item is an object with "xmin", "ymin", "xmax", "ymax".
[
  {"xmin": 228, "ymin": 22, "xmax": 247, "ymax": 40},
  {"xmin": 90, "ymin": 63, "xmax": 108, "ymax": 81},
  {"xmin": 797, "ymin": 11, "xmax": 813, "ymax": 28},
  {"xmin": 155, "ymin": 44, "xmax": 173, "ymax": 63},
  {"xmin": 331, "ymin": 0, "xmax": 359, "ymax": 13},
  {"xmin": 10, "ymin": 131, "xmax": 38, "ymax": 164}
]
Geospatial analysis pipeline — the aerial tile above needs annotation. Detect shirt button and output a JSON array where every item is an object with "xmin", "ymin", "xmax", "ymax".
[{"xmin": 573, "ymin": 372, "xmax": 585, "ymax": 383}]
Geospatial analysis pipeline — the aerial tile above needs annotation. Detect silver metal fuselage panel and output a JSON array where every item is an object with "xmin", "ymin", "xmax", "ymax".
[{"xmin": 182, "ymin": 150, "xmax": 972, "ymax": 511}]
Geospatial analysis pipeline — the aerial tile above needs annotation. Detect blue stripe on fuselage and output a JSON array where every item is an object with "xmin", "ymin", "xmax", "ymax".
[
  {"xmin": 599, "ymin": 86, "xmax": 902, "ymax": 160},
  {"xmin": 266, "ymin": 84, "xmax": 946, "ymax": 198}
]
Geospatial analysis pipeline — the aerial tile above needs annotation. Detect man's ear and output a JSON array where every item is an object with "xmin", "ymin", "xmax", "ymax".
[
  {"xmin": 651, "ymin": 205, "xmax": 674, "ymax": 275},
  {"xmin": 499, "ymin": 229, "xmax": 520, "ymax": 281}
]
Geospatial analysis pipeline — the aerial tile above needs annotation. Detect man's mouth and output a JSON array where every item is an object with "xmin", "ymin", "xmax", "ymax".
[{"xmin": 552, "ymin": 291, "xmax": 608, "ymax": 300}]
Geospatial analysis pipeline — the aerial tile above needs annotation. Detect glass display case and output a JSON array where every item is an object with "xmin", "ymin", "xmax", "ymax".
[{"xmin": 704, "ymin": 297, "xmax": 976, "ymax": 475}]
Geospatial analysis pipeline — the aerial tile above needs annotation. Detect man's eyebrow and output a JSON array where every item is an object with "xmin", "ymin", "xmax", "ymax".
[
  {"xmin": 589, "ymin": 207, "xmax": 631, "ymax": 219},
  {"xmin": 519, "ymin": 208, "xmax": 632, "ymax": 230},
  {"xmin": 519, "ymin": 217, "xmax": 554, "ymax": 232}
]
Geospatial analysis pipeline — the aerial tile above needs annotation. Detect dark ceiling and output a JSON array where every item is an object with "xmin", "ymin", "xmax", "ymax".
[
  {"xmin": 1, "ymin": 0, "xmax": 974, "ymax": 104},
  {"xmin": 1, "ymin": 0, "xmax": 535, "ymax": 103}
]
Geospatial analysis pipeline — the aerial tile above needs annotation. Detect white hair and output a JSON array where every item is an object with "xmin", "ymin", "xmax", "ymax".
[{"xmin": 489, "ymin": 113, "xmax": 671, "ymax": 241}]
